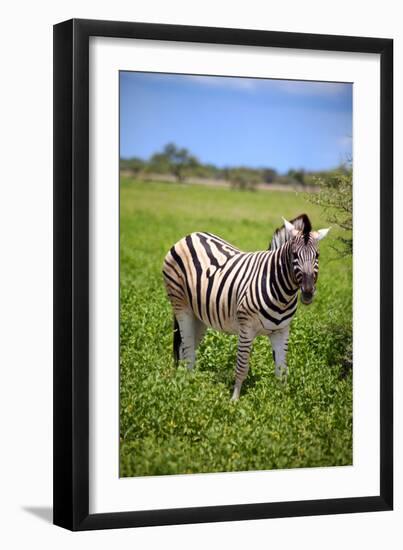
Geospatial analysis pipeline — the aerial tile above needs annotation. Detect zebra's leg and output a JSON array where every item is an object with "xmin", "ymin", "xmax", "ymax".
[
  {"xmin": 268, "ymin": 325, "xmax": 290, "ymax": 382},
  {"xmin": 192, "ymin": 317, "xmax": 207, "ymax": 365},
  {"xmin": 231, "ymin": 327, "xmax": 255, "ymax": 401},
  {"xmin": 194, "ymin": 318, "xmax": 207, "ymax": 347},
  {"xmin": 175, "ymin": 310, "xmax": 198, "ymax": 369}
]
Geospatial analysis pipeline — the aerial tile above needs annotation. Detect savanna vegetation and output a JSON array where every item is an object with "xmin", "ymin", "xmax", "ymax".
[
  {"xmin": 307, "ymin": 166, "xmax": 353, "ymax": 257},
  {"xmin": 119, "ymin": 177, "xmax": 352, "ymax": 477},
  {"xmin": 120, "ymin": 142, "xmax": 348, "ymax": 190}
]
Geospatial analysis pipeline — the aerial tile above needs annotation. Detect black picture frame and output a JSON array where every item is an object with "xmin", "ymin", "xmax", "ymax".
[{"xmin": 53, "ymin": 18, "xmax": 393, "ymax": 531}]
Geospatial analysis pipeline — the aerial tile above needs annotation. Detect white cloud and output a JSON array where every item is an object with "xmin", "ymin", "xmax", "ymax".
[
  {"xmin": 270, "ymin": 80, "xmax": 351, "ymax": 97},
  {"xmin": 184, "ymin": 75, "xmax": 257, "ymax": 91},
  {"xmin": 182, "ymin": 74, "xmax": 350, "ymax": 97}
]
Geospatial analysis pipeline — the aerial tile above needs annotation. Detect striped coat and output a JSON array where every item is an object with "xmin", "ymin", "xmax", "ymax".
[{"xmin": 163, "ymin": 215, "xmax": 329, "ymax": 399}]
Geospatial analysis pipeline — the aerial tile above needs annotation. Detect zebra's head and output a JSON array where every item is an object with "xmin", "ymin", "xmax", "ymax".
[{"xmin": 283, "ymin": 217, "xmax": 330, "ymax": 305}]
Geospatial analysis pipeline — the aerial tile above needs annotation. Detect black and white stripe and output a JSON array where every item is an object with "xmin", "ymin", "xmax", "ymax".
[{"xmin": 163, "ymin": 214, "xmax": 329, "ymax": 399}]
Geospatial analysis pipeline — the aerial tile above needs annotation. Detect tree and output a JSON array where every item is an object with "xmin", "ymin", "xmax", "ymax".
[
  {"xmin": 148, "ymin": 151, "xmax": 171, "ymax": 175},
  {"xmin": 120, "ymin": 157, "xmax": 145, "ymax": 176},
  {"xmin": 229, "ymin": 167, "xmax": 261, "ymax": 191},
  {"xmin": 307, "ymin": 165, "xmax": 353, "ymax": 257},
  {"xmin": 151, "ymin": 143, "xmax": 199, "ymax": 182},
  {"xmin": 191, "ymin": 162, "xmax": 220, "ymax": 180},
  {"xmin": 287, "ymin": 168, "xmax": 306, "ymax": 185},
  {"xmin": 261, "ymin": 168, "xmax": 277, "ymax": 184},
  {"xmin": 307, "ymin": 163, "xmax": 353, "ymax": 374}
]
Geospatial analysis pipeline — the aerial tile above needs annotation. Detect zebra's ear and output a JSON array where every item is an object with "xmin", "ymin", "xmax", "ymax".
[
  {"xmin": 314, "ymin": 227, "xmax": 331, "ymax": 241},
  {"xmin": 282, "ymin": 217, "xmax": 299, "ymax": 237}
]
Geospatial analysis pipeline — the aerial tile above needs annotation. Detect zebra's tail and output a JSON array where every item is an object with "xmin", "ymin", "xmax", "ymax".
[{"xmin": 173, "ymin": 316, "xmax": 181, "ymax": 364}]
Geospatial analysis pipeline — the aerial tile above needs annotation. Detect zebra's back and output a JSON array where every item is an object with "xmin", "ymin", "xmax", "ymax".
[{"xmin": 163, "ymin": 232, "xmax": 255, "ymax": 333}]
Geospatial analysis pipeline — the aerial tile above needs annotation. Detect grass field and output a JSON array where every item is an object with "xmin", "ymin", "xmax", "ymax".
[{"xmin": 119, "ymin": 177, "xmax": 353, "ymax": 477}]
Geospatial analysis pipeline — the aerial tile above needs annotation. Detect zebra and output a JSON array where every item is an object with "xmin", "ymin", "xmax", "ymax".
[{"xmin": 162, "ymin": 214, "xmax": 330, "ymax": 400}]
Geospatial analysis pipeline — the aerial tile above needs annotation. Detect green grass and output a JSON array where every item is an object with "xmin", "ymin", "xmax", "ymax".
[{"xmin": 120, "ymin": 178, "xmax": 353, "ymax": 476}]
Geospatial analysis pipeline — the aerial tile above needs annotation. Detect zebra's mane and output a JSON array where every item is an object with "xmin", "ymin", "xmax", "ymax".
[{"xmin": 269, "ymin": 213, "xmax": 312, "ymax": 250}]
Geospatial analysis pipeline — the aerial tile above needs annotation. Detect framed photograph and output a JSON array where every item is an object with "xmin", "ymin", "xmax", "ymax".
[{"xmin": 53, "ymin": 19, "xmax": 393, "ymax": 530}]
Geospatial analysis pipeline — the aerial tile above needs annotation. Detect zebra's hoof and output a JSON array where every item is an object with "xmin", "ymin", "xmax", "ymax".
[
  {"xmin": 277, "ymin": 375, "xmax": 288, "ymax": 386},
  {"xmin": 231, "ymin": 388, "xmax": 240, "ymax": 401},
  {"xmin": 275, "ymin": 367, "xmax": 288, "ymax": 384}
]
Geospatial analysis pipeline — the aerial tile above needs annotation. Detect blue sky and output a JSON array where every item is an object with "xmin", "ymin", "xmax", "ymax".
[{"xmin": 120, "ymin": 72, "xmax": 352, "ymax": 173}]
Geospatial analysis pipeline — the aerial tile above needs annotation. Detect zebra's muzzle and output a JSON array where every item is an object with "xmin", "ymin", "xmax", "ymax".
[
  {"xmin": 300, "ymin": 290, "xmax": 314, "ymax": 305},
  {"xmin": 300, "ymin": 269, "xmax": 315, "ymax": 305}
]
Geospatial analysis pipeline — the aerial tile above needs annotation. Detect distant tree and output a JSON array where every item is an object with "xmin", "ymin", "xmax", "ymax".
[
  {"xmin": 148, "ymin": 151, "xmax": 171, "ymax": 175},
  {"xmin": 120, "ymin": 157, "xmax": 145, "ymax": 176},
  {"xmin": 261, "ymin": 168, "xmax": 277, "ymax": 184},
  {"xmin": 150, "ymin": 143, "xmax": 199, "ymax": 182},
  {"xmin": 229, "ymin": 168, "xmax": 261, "ymax": 191},
  {"xmin": 221, "ymin": 167, "xmax": 231, "ymax": 181},
  {"xmin": 287, "ymin": 168, "xmax": 306, "ymax": 185},
  {"xmin": 192, "ymin": 163, "xmax": 220, "ymax": 180}
]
